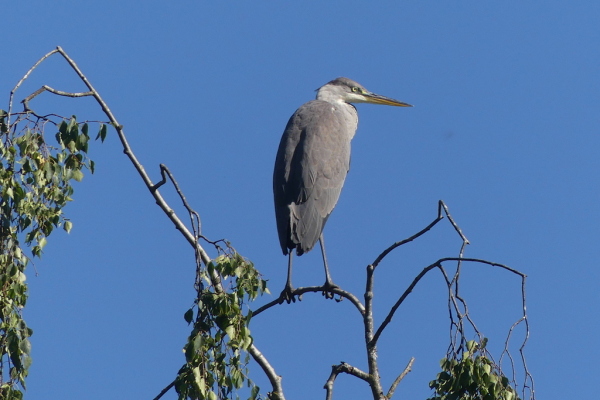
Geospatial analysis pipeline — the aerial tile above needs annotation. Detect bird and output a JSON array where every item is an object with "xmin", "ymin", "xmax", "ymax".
[{"xmin": 273, "ymin": 77, "xmax": 412, "ymax": 303}]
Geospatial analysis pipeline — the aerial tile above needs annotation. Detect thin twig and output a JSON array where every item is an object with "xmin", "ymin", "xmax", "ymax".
[
  {"xmin": 8, "ymin": 48, "xmax": 60, "ymax": 125},
  {"xmin": 386, "ymin": 357, "xmax": 415, "ymax": 399},
  {"xmin": 439, "ymin": 201, "xmax": 469, "ymax": 245},
  {"xmin": 371, "ymin": 262, "xmax": 442, "ymax": 347},
  {"xmin": 22, "ymin": 85, "xmax": 94, "ymax": 109},
  {"xmin": 439, "ymin": 258, "xmax": 525, "ymax": 277},
  {"xmin": 371, "ymin": 202, "xmax": 444, "ymax": 269},
  {"xmin": 444, "ymin": 201, "xmax": 470, "ymax": 352},
  {"xmin": 498, "ymin": 274, "xmax": 535, "ymax": 400},
  {"xmin": 152, "ymin": 380, "xmax": 176, "ymax": 400},
  {"xmin": 372, "ymin": 257, "xmax": 525, "ymax": 347},
  {"xmin": 20, "ymin": 85, "xmax": 95, "ymax": 120},
  {"xmin": 442, "ymin": 255, "xmax": 533, "ymax": 400},
  {"xmin": 156, "ymin": 164, "xmax": 202, "ymax": 236}
]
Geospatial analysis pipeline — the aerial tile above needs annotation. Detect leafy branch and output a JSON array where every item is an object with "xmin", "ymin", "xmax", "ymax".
[
  {"xmin": 174, "ymin": 249, "xmax": 268, "ymax": 400},
  {"xmin": 428, "ymin": 339, "xmax": 520, "ymax": 400},
  {"xmin": 0, "ymin": 108, "xmax": 105, "ymax": 397}
]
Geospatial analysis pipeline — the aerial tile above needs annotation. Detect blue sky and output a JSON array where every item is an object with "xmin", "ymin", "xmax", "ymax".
[{"xmin": 2, "ymin": 2, "xmax": 599, "ymax": 399}]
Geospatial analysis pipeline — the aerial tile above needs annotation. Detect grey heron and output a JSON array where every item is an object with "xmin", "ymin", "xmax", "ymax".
[{"xmin": 273, "ymin": 77, "xmax": 412, "ymax": 303}]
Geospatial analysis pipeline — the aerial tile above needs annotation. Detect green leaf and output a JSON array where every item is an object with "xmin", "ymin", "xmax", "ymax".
[
  {"xmin": 78, "ymin": 131, "xmax": 89, "ymax": 153},
  {"xmin": 96, "ymin": 123, "xmax": 107, "ymax": 142},
  {"xmin": 224, "ymin": 324, "xmax": 236, "ymax": 339},
  {"xmin": 184, "ymin": 308, "xmax": 194, "ymax": 324},
  {"xmin": 67, "ymin": 140, "xmax": 78, "ymax": 153},
  {"xmin": 64, "ymin": 221, "xmax": 73, "ymax": 233},
  {"xmin": 59, "ymin": 120, "xmax": 68, "ymax": 135},
  {"xmin": 250, "ymin": 385, "xmax": 260, "ymax": 400},
  {"xmin": 67, "ymin": 116, "xmax": 78, "ymax": 133},
  {"xmin": 184, "ymin": 334, "xmax": 203, "ymax": 363},
  {"xmin": 19, "ymin": 338, "xmax": 31, "ymax": 355},
  {"xmin": 71, "ymin": 170, "xmax": 84, "ymax": 182},
  {"xmin": 466, "ymin": 340, "xmax": 477, "ymax": 353},
  {"xmin": 32, "ymin": 245, "xmax": 42, "ymax": 258},
  {"xmin": 193, "ymin": 367, "xmax": 206, "ymax": 397}
]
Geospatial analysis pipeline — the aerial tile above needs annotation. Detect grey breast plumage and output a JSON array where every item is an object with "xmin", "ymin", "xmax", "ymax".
[{"xmin": 273, "ymin": 99, "xmax": 356, "ymax": 255}]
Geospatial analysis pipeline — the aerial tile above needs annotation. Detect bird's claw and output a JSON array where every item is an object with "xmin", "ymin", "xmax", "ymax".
[
  {"xmin": 321, "ymin": 281, "xmax": 338, "ymax": 300},
  {"xmin": 278, "ymin": 285, "xmax": 299, "ymax": 304}
]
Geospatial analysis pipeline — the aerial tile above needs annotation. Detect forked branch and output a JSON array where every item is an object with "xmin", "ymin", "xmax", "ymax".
[{"xmin": 324, "ymin": 362, "xmax": 371, "ymax": 400}]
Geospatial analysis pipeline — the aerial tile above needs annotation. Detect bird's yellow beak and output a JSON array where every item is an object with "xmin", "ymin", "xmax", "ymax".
[{"xmin": 364, "ymin": 92, "xmax": 412, "ymax": 107}]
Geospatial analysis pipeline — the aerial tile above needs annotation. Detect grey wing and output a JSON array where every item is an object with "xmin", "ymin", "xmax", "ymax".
[{"xmin": 273, "ymin": 100, "xmax": 352, "ymax": 255}]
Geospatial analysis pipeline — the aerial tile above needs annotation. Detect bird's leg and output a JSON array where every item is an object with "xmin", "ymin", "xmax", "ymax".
[
  {"xmin": 279, "ymin": 252, "xmax": 297, "ymax": 303},
  {"xmin": 319, "ymin": 234, "xmax": 338, "ymax": 299}
]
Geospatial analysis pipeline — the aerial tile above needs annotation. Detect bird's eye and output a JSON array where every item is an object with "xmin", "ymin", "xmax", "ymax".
[{"xmin": 351, "ymin": 87, "xmax": 360, "ymax": 93}]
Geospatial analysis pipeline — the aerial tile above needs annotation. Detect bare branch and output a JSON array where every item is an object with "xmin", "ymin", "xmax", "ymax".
[
  {"xmin": 439, "ymin": 257, "xmax": 526, "ymax": 277},
  {"xmin": 499, "ymin": 273, "xmax": 535, "ymax": 400},
  {"xmin": 152, "ymin": 380, "xmax": 176, "ymax": 400},
  {"xmin": 371, "ymin": 202, "xmax": 444, "ymax": 269},
  {"xmin": 362, "ymin": 264, "xmax": 385, "ymax": 400},
  {"xmin": 43, "ymin": 46, "xmax": 214, "ymax": 266},
  {"xmin": 8, "ymin": 48, "xmax": 59, "ymax": 123},
  {"xmin": 371, "ymin": 262, "xmax": 442, "ymax": 347},
  {"xmin": 364, "ymin": 264, "xmax": 375, "ymax": 342},
  {"xmin": 371, "ymin": 201, "xmax": 469, "ymax": 270},
  {"xmin": 324, "ymin": 362, "xmax": 371, "ymax": 400},
  {"xmin": 360, "ymin": 202, "xmax": 462, "ymax": 400},
  {"xmin": 442, "ymin": 255, "xmax": 533, "ymax": 399},
  {"xmin": 386, "ymin": 357, "xmax": 415, "ymax": 399},
  {"xmin": 155, "ymin": 164, "xmax": 202, "ymax": 237},
  {"xmin": 248, "ymin": 344, "xmax": 286, "ymax": 400},
  {"xmin": 20, "ymin": 85, "xmax": 95, "ymax": 119},
  {"xmin": 372, "ymin": 257, "xmax": 525, "ymax": 348},
  {"xmin": 252, "ymin": 284, "xmax": 365, "ymax": 317},
  {"xmin": 439, "ymin": 201, "xmax": 470, "ymax": 245}
]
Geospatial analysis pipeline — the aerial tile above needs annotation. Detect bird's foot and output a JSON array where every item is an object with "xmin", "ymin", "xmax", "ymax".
[
  {"xmin": 278, "ymin": 284, "xmax": 300, "ymax": 304},
  {"xmin": 321, "ymin": 281, "xmax": 339, "ymax": 300}
]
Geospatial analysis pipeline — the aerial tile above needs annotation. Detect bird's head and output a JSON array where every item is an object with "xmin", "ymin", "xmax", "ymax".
[{"xmin": 316, "ymin": 77, "xmax": 412, "ymax": 107}]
